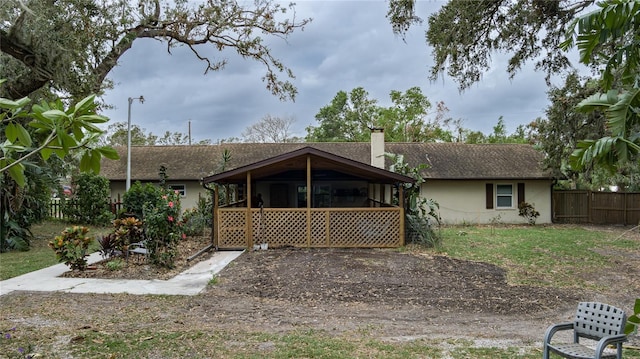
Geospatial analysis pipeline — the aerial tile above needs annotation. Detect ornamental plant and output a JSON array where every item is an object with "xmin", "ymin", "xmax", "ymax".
[
  {"xmin": 143, "ymin": 190, "xmax": 185, "ymax": 268},
  {"xmin": 113, "ymin": 217, "xmax": 145, "ymax": 249},
  {"xmin": 49, "ymin": 226, "xmax": 93, "ymax": 271},
  {"xmin": 518, "ymin": 201, "xmax": 540, "ymax": 225}
]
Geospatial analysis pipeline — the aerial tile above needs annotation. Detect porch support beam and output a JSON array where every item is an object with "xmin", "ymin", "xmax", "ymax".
[
  {"xmin": 247, "ymin": 171, "xmax": 253, "ymax": 249},
  {"xmin": 213, "ymin": 184, "xmax": 219, "ymax": 248},
  {"xmin": 306, "ymin": 155, "xmax": 311, "ymax": 247},
  {"xmin": 398, "ymin": 183, "xmax": 405, "ymax": 247}
]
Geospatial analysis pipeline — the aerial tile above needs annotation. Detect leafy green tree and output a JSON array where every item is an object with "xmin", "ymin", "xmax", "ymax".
[
  {"xmin": 1, "ymin": 0, "xmax": 310, "ymax": 101},
  {"xmin": 306, "ymin": 87, "xmax": 378, "ymax": 142},
  {"xmin": 378, "ymin": 87, "xmax": 455, "ymax": 142},
  {"xmin": 387, "ymin": 0, "xmax": 594, "ymax": 90},
  {"xmin": 534, "ymin": 72, "xmax": 606, "ymax": 184},
  {"xmin": 307, "ymin": 87, "xmax": 451, "ymax": 143}
]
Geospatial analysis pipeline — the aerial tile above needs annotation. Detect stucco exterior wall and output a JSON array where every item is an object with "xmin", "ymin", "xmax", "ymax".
[
  {"xmin": 420, "ymin": 180, "xmax": 552, "ymax": 225},
  {"xmin": 109, "ymin": 180, "xmax": 207, "ymax": 212}
]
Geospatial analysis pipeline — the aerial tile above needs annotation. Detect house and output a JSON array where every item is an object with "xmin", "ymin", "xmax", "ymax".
[{"xmin": 101, "ymin": 133, "xmax": 552, "ymax": 248}]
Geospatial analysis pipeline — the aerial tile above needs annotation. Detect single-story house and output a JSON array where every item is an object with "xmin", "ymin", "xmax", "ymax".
[{"xmin": 101, "ymin": 132, "xmax": 552, "ymax": 248}]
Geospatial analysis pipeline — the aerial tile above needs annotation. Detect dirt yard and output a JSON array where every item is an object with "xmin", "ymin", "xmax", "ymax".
[{"xmin": 2, "ymin": 225, "xmax": 639, "ymax": 355}]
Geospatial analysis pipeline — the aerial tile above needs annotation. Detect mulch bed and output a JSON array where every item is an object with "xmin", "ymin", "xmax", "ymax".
[{"xmin": 60, "ymin": 233, "xmax": 213, "ymax": 280}]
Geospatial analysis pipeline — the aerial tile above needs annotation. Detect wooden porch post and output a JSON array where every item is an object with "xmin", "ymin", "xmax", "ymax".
[
  {"xmin": 213, "ymin": 184, "xmax": 219, "ymax": 248},
  {"xmin": 306, "ymin": 155, "xmax": 311, "ymax": 247},
  {"xmin": 398, "ymin": 183, "xmax": 405, "ymax": 247},
  {"xmin": 247, "ymin": 171, "xmax": 253, "ymax": 249}
]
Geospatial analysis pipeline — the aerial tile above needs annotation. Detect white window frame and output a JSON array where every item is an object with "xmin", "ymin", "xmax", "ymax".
[
  {"xmin": 168, "ymin": 184, "xmax": 186, "ymax": 198},
  {"xmin": 495, "ymin": 184, "xmax": 513, "ymax": 208}
]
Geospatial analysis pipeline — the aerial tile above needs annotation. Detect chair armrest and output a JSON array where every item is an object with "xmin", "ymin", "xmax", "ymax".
[
  {"xmin": 594, "ymin": 334, "xmax": 627, "ymax": 359},
  {"xmin": 543, "ymin": 322, "xmax": 574, "ymax": 344}
]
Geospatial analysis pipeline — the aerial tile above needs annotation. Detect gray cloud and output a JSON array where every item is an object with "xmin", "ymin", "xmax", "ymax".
[{"xmin": 101, "ymin": 0, "xmax": 560, "ymax": 143}]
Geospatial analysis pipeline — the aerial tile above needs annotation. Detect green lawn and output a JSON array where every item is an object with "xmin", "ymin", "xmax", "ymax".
[
  {"xmin": 437, "ymin": 224, "xmax": 638, "ymax": 289},
  {"xmin": 0, "ymin": 221, "xmax": 109, "ymax": 280}
]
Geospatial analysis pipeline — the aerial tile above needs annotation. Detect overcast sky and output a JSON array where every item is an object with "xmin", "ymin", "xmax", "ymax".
[{"xmin": 100, "ymin": 0, "xmax": 569, "ymax": 144}]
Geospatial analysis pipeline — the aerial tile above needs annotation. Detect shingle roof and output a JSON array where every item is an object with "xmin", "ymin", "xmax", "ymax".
[{"xmin": 100, "ymin": 143, "xmax": 550, "ymax": 181}]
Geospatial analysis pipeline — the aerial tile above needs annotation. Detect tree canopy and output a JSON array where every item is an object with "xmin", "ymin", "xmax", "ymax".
[
  {"xmin": 242, "ymin": 114, "xmax": 299, "ymax": 143},
  {"xmin": 0, "ymin": 0, "xmax": 310, "ymax": 101},
  {"xmin": 387, "ymin": 0, "xmax": 594, "ymax": 90}
]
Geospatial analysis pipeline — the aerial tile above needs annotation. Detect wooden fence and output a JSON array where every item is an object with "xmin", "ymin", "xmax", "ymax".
[
  {"xmin": 552, "ymin": 190, "xmax": 640, "ymax": 225},
  {"xmin": 49, "ymin": 197, "xmax": 123, "ymax": 220}
]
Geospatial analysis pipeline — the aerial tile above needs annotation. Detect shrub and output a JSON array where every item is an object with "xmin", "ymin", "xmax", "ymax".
[
  {"xmin": 518, "ymin": 202, "xmax": 540, "ymax": 225},
  {"xmin": 49, "ymin": 226, "xmax": 93, "ymax": 271},
  {"xmin": 62, "ymin": 173, "xmax": 113, "ymax": 225},
  {"xmin": 122, "ymin": 181, "xmax": 162, "ymax": 219},
  {"xmin": 144, "ymin": 190, "xmax": 185, "ymax": 268},
  {"xmin": 182, "ymin": 208, "xmax": 207, "ymax": 236}
]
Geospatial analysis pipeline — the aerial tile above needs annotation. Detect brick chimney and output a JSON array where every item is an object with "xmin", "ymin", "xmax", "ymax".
[{"xmin": 370, "ymin": 127, "xmax": 385, "ymax": 169}]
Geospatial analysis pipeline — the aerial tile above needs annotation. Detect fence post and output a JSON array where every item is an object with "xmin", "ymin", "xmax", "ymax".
[{"xmin": 587, "ymin": 190, "xmax": 592, "ymax": 223}]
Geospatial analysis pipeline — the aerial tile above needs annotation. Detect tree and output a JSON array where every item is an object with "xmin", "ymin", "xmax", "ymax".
[
  {"xmin": 102, "ymin": 121, "xmax": 212, "ymax": 146},
  {"xmin": 242, "ymin": 114, "xmax": 298, "ymax": 143},
  {"xmin": 306, "ymin": 88, "xmax": 378, "ymax": 142},
  {"xmin": 561, "ymin": 0, "xmax": 640, "ymax": 173},
  {"xmin": 101, "ymin": 122, "xmax": 158, "ymax": 146},
  {"xmin": 533, "ymin": 72, "xmax": 606, "ymax": 184},
  {"xmin": 1, "ymin": 89, "xmax": 117, "ymax": 249},
  {"xmin": 0, "ymin": 0, "xmax": 310, "ymax": 101},
  {"xmin": 378, "ymin": 87, "xmax": 445, "ymax": 142},
  {"xmin": 307, "ymin": 87, "xmax": 452, "ymax": 143},
  {"xmin": 387, "ymin": 0, "xmax": 594, "ymax": 90}
]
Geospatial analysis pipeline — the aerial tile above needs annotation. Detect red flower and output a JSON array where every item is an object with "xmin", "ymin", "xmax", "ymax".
[
  {"xmin": 168, "ymin": 216, "xmax": 174, "ymax": 222},
  {"xmin": 181, "ymin": 233, "xmax": 187, "ymax": 240},
  {"xmin": 168, "ymin": 201, "xmax": 174, "ymax": 208}
]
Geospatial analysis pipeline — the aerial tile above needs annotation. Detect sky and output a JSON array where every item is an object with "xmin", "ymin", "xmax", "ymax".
[{"xmin": 100, "ymin": 0, "xmax": 569, "ymax": 144}]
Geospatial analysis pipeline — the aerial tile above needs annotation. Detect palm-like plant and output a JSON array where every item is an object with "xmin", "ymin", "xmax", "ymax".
[{"xmin": 562, "ymin": 0, "xmax": 640, "ymax": 172}]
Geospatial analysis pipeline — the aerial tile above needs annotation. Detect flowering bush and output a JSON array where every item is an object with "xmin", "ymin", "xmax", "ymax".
[
  {"xmin": 49, "ymin": 226, "xmax": 93, "ymax": 271},
  {"xmin": 143, "ymin": 190, "xmax": 184, "ymax": 268}
]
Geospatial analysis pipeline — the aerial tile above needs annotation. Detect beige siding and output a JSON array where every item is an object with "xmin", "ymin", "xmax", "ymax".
[
  {"xmin": 421, "ymin": 180, "xmax": 552, "ymax": 225},
  {"xmin": 109, "ymin": 180, "xmax": 207, "ymax": 212}
]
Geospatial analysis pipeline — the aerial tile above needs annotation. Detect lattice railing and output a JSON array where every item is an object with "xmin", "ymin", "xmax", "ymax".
[{"xmin": 217, "ymin": 207, "xmax": 402, "ymax": 249}]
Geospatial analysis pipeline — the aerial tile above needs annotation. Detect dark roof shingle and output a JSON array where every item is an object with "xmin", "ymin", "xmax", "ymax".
[{"xmin": 100, "ymin": 143, "xmax": 549, "ymax": 181}]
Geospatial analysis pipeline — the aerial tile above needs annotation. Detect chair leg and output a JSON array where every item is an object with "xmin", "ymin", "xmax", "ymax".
[{"xmin": 543, "ymin": 343, "xmax": 550, "ymax": 359}]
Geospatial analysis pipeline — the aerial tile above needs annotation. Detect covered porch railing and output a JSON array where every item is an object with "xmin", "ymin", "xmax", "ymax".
[{"xmin": 216, "ymin": 207, "xmax": 403, "ymax": 249}]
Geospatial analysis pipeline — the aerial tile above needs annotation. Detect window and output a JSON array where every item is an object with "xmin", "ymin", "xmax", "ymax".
[
  {"xmin": 496, "ymin": 184, "xmax": 513, "ymax": 208},
  {"xmin": 168, "ymin": 184, "xmax": 186, "ymax": 197}
]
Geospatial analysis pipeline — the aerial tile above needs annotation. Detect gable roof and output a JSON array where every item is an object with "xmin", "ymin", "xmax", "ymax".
[
  {"xmin": 202, "ymin": 146, "xmax": 415, "ymax": 184},
  {"xmin": 100, "ymin": 143, "xmax": 550, "ymax": 182}
]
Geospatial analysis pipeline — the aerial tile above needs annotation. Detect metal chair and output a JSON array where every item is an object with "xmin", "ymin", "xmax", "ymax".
[{"xmin": 543, "ymin": 302, "xmax": 627, "ymax": 359}]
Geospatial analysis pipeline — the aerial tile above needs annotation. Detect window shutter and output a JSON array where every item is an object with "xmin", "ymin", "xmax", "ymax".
[
  {"xmin": 517, "ymin": 183, "xmax": 525, "ymax": 206},
  {"xmin": 485, "ymin": 183, "xmax": 494, "ymax": 209}
]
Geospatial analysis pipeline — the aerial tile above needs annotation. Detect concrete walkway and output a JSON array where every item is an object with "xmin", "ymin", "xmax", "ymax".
[{"xmin": 0, "ymin": 250, "xmax": 244, "ymax": 297}]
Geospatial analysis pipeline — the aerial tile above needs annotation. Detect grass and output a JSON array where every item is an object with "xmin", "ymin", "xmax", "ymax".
[
  {"xmin": 437, "ymin": 224, "xmax": 639, "ymax": 289},
  {"xmin": 0, "ymin": 220, "xmax": 110, "ymax": 280},
  {"xmin": 3, "ymin": 327, "xmax": 637, "ymax": 358}
]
